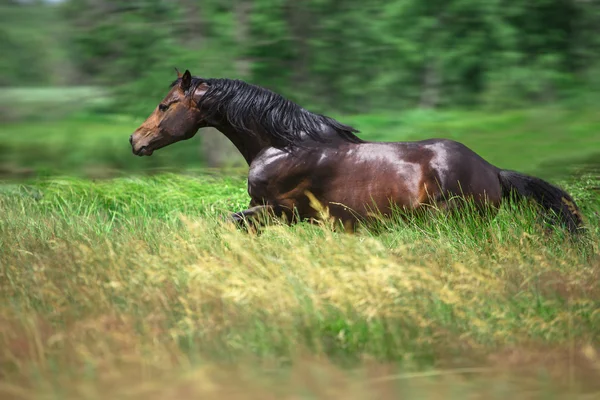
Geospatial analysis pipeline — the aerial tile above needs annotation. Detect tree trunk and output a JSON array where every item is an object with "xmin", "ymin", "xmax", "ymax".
[
  {"xmin": 420, "ymin": 13, "xmax": 445, "ymax": 109},
  {"xmin": 180, "ymin": 0, "xmax": 205, "ymax": 46},
  {"xmin": 234, "ymin": 0, "xmax": 253, "ymax": 78},
  {"xmin": 201, "ymin": 0, "xmax": 252, "ymax": 168},
  {"xmin": 285, "ymin": 0, "xmax": 311, "ymax": 95},
  {"xmin": 419, "ymin": 59, "xmax": 441, "ymax": 109}
]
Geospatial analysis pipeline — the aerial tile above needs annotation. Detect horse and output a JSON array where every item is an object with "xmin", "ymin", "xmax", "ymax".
[{"xmin": 129, "ymin": 68, "xmax": 584, "ymax": 233}]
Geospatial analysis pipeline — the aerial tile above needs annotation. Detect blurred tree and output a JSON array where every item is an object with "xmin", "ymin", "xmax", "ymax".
[
  {"xmin": 0, "ymin": 0, "xmax": 61, "ymax": 86},
  {"xmin": 4, "ymin": 0, "xmax": 599, "ymax": 117}
]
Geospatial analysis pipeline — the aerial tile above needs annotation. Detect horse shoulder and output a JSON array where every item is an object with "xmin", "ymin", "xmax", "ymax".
[{"xmin": 248, "ymin": 147, "xmax": 288, "ymax": 181}]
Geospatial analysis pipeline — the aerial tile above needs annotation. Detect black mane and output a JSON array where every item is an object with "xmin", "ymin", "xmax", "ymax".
[{"xmin": 170, "ymin": 77, "xmax": 364, "ymax": 147}]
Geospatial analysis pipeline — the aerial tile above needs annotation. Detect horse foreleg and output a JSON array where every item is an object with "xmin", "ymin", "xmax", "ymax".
[
  {"xmin": 229, "ymin": 205, "xmax": 272, "ymax": 230},
  {"xmin": 228, "ymin": 203, "xmax": 291, "ymax": 231}
]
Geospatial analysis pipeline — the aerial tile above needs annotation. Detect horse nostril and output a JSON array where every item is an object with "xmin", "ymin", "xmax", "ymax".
[{"xmin": 129, "ymin": 135, "xmax": 133, "ymax": 145}]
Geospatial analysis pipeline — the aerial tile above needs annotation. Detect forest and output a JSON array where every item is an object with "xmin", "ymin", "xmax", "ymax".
[{"xmin": 3, "ymin": 0, "xmax": 600, "ymax": 114}]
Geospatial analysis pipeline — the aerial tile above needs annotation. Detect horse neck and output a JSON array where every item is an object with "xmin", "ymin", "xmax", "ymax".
[
  {"xmin": 208, "ymin": 114, "xmax": 354, "ymax": 165},
  {"xmin": 210, "ymin": 120, "xmax": 273, "ymax": 166}
]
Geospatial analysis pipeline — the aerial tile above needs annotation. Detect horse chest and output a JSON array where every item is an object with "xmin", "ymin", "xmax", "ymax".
[{"xmin": 247, "ymin": 148, "xmax": 291, "ymax": 198}]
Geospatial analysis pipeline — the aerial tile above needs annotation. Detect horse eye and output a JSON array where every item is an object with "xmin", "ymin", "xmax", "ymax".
[{"xmin": 158, "ymin": 104, "xmax": 169, "ymax": 112}]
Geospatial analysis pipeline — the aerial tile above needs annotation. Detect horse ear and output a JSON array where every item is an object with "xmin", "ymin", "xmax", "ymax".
[
  {"xmin": 180, "ymin": 69, "xmax": 192, "ymax": 92},
  {"xmin": 174, "ymin": 67, "xmax": 182, "ymax": 78}
]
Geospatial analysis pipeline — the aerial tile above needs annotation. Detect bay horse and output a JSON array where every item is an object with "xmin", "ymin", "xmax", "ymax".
[{"xmin": 129, "ymin": 69, "xmax": 584, "ymax": 233}]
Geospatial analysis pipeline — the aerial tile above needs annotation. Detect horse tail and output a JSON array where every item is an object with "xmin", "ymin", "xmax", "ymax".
[{"xmin": 498, "ymin": 169, "xmax": 584, "ymax": 234}]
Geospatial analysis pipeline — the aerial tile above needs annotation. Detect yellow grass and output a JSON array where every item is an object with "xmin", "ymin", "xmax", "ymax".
[{"xmin": 1, "ymin": 174, "xmax": 599, "ymax": 399}]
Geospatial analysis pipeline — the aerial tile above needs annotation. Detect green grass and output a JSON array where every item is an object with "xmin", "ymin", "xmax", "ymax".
[
  {"xmin": 1, "ymin": 171, "xmax": 599, "ymax": 399},
  {"xmin": 0, "ymin": 114, "xmax": 213, "ymax": 178},
  {"xmin": 0, "ymin": 87, "xmax": 108, "ymax": 106},
  {"xmin": 1, "ymin": 105, "xmax": 598, "ymax": 180},
  {"xmin": 1, "ymin": 103, "xmax": 599, "ymax": 398},
  {"xmin": 0, "ymin": 87, "xmax": 111, "ymax": 122}
]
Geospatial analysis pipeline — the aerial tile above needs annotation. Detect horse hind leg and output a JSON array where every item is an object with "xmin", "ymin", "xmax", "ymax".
[{"xmin": 431, "ymin": 192, "xmax": 500, "ymax": 226}]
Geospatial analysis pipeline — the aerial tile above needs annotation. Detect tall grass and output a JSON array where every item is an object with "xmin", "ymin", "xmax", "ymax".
[{"xmin": 1, "ymin": 172, "xmax": 599, "ymax": 399}]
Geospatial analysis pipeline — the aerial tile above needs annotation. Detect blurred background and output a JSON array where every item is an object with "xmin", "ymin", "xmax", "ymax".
[{"xmin": 1, "ymin": 0, "xmax": 599, "ymax": 180}]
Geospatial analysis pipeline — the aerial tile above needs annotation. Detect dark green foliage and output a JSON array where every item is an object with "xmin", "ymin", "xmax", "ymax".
[{"xmin": 4, "ymin": 0, "xmax": 600, "ymax": 116}]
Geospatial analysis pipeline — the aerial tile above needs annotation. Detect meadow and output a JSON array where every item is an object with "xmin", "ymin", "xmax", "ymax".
[
  {"xmin": 1, "ymin": 94, "xmax": 599, "ymax": 179},
  {"xmin": 1, "ymin": 103, "xmax": 599, "ymax": 399}
]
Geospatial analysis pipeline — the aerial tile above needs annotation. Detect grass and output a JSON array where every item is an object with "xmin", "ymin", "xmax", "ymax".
[
  {"xmin": 0, "ymin": 87, "xmax": 108, "ymax": 106},
  {"xmin": 0, "ymin": 86, "xmax": 110, "ymax": 122},
  {"xmin": 0, "ymin": 113, "xmax": 211, "ymax": 179},
  {"xmin": 1, "ymin": 104, "xmax": 599, "ymax": 179},
  {"xmin": 1, "ymin": 170, "xmax": 599, "ymax": 399},
  {"xmin": 1, "ymin": 101, "xmax": 599, "ymax": 398}
]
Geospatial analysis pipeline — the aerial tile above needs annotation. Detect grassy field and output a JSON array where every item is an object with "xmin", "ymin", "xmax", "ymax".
[
  {"xmin": 1, "ymin": 103, "xmax": 600, "ymax": 398},
  {"xmin": 1, "ymin": 169, "xmax": 599, "ymax": 399},
  {"xmin": 0, "ymin": 104, "xmax": 599, "ymax": 179}
]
